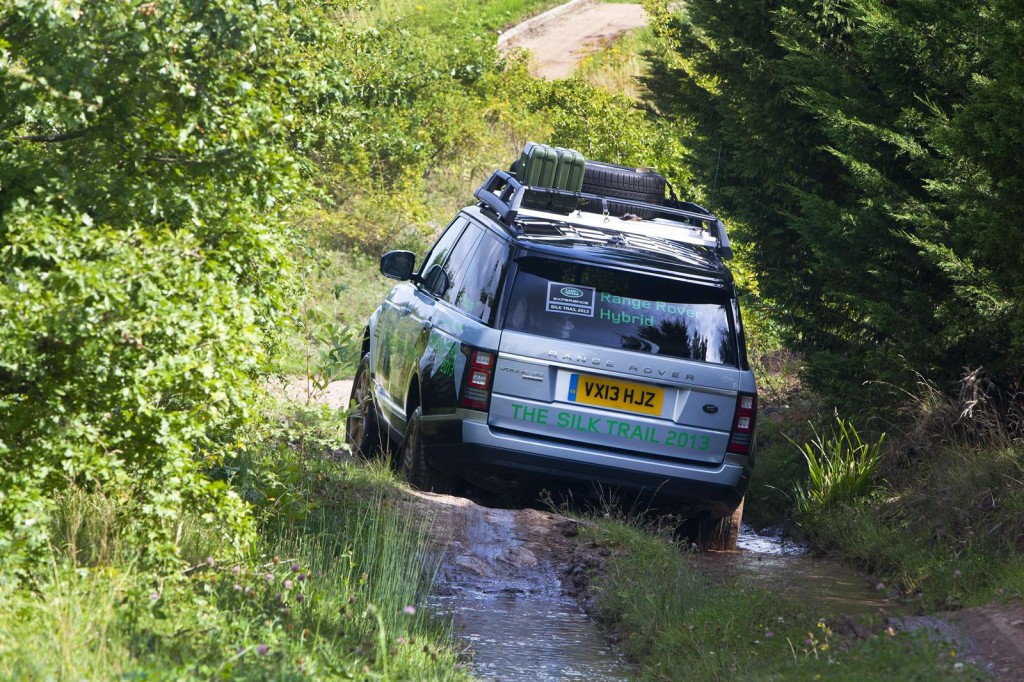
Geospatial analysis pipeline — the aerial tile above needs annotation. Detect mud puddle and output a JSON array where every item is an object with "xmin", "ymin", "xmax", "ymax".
[
  {"xmin": 423, "ymin": 492, "xmax": 1024, "ymax": 681},
  {"xmin": 423, "ymin": 497, "xmax": 632, "ymax": 681},
  {"xmin": 429, "ymin": 593, "xmax": 627, "ymax": 680},
  {"xmin": 701, "ymin": 523, "xmax": 907, "ymax": 619}
]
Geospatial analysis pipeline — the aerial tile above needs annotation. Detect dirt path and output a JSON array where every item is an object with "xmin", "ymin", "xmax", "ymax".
[
  {"xmin": 407, "ymin": 491, "xmax": 629, "ymax": 679},
  {"xmin": 949, "ymin": 605, "xmax": 1024, "ymax": 680},
  {"xmin": 269, "ymin": 376, "xmax": 352, "ymax": 410},
  {"xmin": 498, "ymin": 0, "xmax": 648, "ymax": 79}
]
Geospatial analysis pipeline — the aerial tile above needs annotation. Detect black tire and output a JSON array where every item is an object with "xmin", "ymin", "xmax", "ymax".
[
  {"xmin": 581, "ymin": 161, "xmax": 666, "ymax": 218},
  {"xmin": 400, "ymin": 407, "xmax": 453, "ymax": 494},
  {"xmin": 692, "ymin": 498, "xmax": 744, "ymax": 551},
  {"xmin": 345, "ymin": 353, "xmax": 386, "ymax": 460}
]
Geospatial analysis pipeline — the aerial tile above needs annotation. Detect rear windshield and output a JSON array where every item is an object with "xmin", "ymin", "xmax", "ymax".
[{"xmin": 505, "ymin": 257, "xmax": 737, "ymax": 366}]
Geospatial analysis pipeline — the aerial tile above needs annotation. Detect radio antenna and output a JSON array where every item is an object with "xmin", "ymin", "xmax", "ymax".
[{"xmin": 710, "ymin": 144, "xmax": 722, "ymax": 209}]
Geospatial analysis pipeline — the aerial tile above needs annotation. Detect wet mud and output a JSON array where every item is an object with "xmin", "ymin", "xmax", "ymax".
[
  {"xmin": 425, "ymin": 500, "xmax": 632, "ymax": 681},
  {"xmin": 419, "ymin": 494, "xmax": 1024, "ymax": 681},
  {"xmin": 706, "ymin": 524, "xmax": 906, "ymax": 619}
]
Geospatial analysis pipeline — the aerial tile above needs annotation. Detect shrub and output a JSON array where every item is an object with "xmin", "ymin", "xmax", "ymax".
[
  {"xmin": 0, "ymin": 0, "xmax": 353, "ymax": 579},
  {"xmin": 794, "ymin": 415, "xmax": 885, "ymax": 513}
]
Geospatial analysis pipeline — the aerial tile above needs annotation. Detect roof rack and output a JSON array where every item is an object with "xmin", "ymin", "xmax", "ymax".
[{"xmin": 473, "ymin": 170, "xmax": 734, "ymax": 260}]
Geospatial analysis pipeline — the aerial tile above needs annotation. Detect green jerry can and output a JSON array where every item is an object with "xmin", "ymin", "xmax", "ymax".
[
  {"xmin": 517, "ymin": 142, "xmax": 558, "ymax": 188},
  {"xmin": 514, "ymin": 142, "xmax": 586, "ymax": 213},
  {"xmin": 553, "ymin": 147, "xmax": 585, "ymax": 192},
  {"xmin": 551, "ymin": 146, "xmax": 585, "ymax": 212}
]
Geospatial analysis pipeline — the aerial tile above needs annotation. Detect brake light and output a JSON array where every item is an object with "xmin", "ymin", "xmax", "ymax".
[
  {"xmin": 726, "ymin": 392, "xmax": 757, "ymax": 455},
  {"xmin": 458, "ymin": 346, "xmax": 496, "ymax": 410}
]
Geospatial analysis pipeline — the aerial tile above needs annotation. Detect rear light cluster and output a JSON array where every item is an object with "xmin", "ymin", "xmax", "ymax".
[
  {"xmin": 726, "ymin": 392, "xmax": 757, "ymax": 455},
  {"xmin": 458, "ymin": 345, "xmax": 495, "ymax": 410}
]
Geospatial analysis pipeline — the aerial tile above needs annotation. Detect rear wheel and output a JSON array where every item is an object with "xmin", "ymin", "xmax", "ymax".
[
  {"xmin": 345, "ymin": 354, "xmax": 385, "ymax": 459},
  {"xmin": 400, "ymin": 407, "xmax": 453, "ymax": 494},
  {"xmin": 679, "ymin": 498, "xmax": 744, "ymax": 551}
]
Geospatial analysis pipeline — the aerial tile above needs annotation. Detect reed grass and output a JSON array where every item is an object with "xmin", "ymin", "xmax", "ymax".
[
  {"xmin": 0, "ymin": 416, "xmax": 469, "ymax": 680},
  {"xmin": 793, "ymin": 415, "xmax": 885, "ymax": 512}
]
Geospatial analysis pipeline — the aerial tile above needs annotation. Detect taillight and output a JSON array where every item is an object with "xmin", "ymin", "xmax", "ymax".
[
  {"xmin": 458, "ymin": 346, "xmax": 495, "ymax": 410},
  {"xmin": 726, "ymin": 392, "xmax": 757, "ymax": 455}
]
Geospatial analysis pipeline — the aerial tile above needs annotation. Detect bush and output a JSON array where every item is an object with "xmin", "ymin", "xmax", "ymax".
[
  {"xmin": 0, "ymin": 0, "xmax": 353, "ymax": 579},
  {"xmin": 793, "ymin": 416, "xmax": 885, "ymax": 513}
]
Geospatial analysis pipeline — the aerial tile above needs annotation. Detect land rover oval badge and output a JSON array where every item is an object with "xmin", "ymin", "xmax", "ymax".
[
  {"xmin": 560, "ymin": 287, "xmax": 584, "ymax": 298},
  {"xmin": 703, "ymin": 404, "xmax": 719, "ymax": 414}
]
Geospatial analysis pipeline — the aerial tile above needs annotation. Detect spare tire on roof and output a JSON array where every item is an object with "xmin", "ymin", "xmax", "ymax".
[{"xmin": 581, "ymin": 161, "xmax": 666, "ymax": 218}]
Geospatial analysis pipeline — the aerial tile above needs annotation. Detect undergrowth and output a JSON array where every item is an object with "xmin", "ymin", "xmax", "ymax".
[
  {"xmin": 581, "ymin": 519, "xmax": 984, "ymax": 681},
  {"xmin": 0, "ymin": 399, "xmax": 468, "ymax": 680},
  {"xmin": 785, "ymin": 370, "xmax": 1024, "ymax": 610}
]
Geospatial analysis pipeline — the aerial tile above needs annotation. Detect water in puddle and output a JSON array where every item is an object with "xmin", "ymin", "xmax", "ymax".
[
  {"xmin": 703, "ymin": 523, "xmax": 906, "ymax": 619},
  {"xmin": 428, "ymin": 508, "xmax": 903, "ymax": 681},
  {"xmin": 429, "ymin": 591, "xmax": 629, "ymax": 681},
  {"xmin": 427, "ymin": 504, "xmax": 633, "ymax": 681}
]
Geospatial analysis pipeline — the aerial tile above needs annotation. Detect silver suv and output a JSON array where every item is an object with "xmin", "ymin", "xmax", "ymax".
[{"xmin": 347, "ymin": 158, "xmax": 756, "ymax": 549}]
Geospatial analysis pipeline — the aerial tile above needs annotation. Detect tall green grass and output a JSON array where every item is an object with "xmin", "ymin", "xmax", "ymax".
[
  {"xmin": 582, "ymin": 519, "xmax": 983, "ymax": 680},
  {"xmin": 793, "ymin": 416, "xmax": 885, "ymax": 512},
  {"xmin": 792, "ymin": 373, "xmax": 1024, "ymax": 609},
  {"xmin": 0, "ymin": 404, "xmax": 469, "ymax": 680}
]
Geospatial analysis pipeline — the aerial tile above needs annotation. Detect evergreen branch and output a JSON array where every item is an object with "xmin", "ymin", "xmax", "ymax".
[{"xmin": 18, "ymin": 127, "xmax": 93, "ymax": 143}]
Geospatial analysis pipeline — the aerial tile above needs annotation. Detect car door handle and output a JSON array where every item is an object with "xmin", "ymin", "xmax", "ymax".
[{"xmin": 398, "ymin": 306, "xmax": 412, "ymax": 317}]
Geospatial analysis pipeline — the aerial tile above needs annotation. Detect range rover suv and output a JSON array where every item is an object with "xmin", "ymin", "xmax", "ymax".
[{"xmin": 347, "ymin": 153, "xmax": 757, "ymax": 549}]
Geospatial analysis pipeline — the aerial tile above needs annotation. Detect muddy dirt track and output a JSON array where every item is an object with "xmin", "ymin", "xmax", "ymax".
[
  {"xmin": 497, "ymin": 0, "xmax": 648, "ymax": 79},
  {"xmin": 406, "ymin": 487, "xmax": 1024, "ymax": 680}
]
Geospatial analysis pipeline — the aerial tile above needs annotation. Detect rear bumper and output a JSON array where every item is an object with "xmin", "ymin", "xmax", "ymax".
[{"xmin": 426, "ymin": 419, "xmax": 749, "ymax": 517}]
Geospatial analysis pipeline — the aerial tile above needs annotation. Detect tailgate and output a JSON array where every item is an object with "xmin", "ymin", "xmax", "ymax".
[{"xmin": 488, "ymin": 343, "xmax": 739, "ymax": 466}]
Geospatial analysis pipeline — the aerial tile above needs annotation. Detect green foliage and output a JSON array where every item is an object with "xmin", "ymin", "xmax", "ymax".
[
  {"xmin": 573, "ymin": 24, "xmax": 653, "ymax": 99},
  {"xmin": 526, "ymin": 77, "xmax": 697, "ymax": 198},
  {"xmin": 642, "ymin": 0, "xmax": 1024, "ymax": 408},
  {"xmin": 745, "ymin": 416, "xmax": 809, "ymax": 525},
  {"xmin": 0, "ymin": 0, "xmax": 357, "ymax": 578},
  {"xmin": 793, "ymin": 416, "xmax": 885, "ymax": 512},
  {"xmin": 582, "ymin": 519, "xmax": 983, "ymax": 680},
  {"xmin": 0, "ymin": 449, "xmax": 468, "ymax": 680},
  {"xmin": 795, "ymin": 374, "xmax": 1024, "ymax": 609},
  {"xmin": 364, "ymin": 0, "xmax": 561, "ymax": 32}
]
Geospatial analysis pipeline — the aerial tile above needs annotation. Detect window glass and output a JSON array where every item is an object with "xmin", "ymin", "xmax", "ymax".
[
  {"xmin": 419, "ymin": 217, "xmax": 467, "ymax": 295},
  {"xmin": 446, "ymin": 231, "xmax": 509, "ymax": 324},
  {"xmin": 433, "ymin": 223, "xmax": 482, "ymax": 302},
  {"xmin": 505, "ymin": 257, "xmax": 737, "ymax": 365}
]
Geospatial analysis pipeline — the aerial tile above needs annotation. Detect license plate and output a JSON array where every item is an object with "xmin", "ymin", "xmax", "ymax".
[{"xmin": 567, "ymin": 373, "xmax": 664, "ymax": 416}]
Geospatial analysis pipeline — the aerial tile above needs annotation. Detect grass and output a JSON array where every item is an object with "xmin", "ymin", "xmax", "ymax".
[
  {"xmin": 353, "ymin": 0, "xmax": 563, "ymax": 31},
  {"xmin": 580, "ymin": 519, "xmax": 987, "ymax": 681},
  {"xmin": 744, "ymin": 351, "xmax": 1024, "ymax": 611},
  {"xmin": 277, "ymin": 250, "xmax": 395, "ymax": 377},
  {"xmin": 793, "ymin": 415, "xmax": 885, "ymax": 511},
  {"xmin": 574, "ymin": 24, "xmax": 655, "ymax": 99},
  {"xmin": 0, "ymin": 400, "xmax": 470, "ymax": 680}
]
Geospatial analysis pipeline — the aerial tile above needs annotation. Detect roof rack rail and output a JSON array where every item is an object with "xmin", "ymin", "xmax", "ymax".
[{"xmin": 473, "ymin": 170, "xmax": 733, "ymax": 260}]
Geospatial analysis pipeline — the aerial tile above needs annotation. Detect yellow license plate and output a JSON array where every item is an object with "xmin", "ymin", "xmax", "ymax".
[{"xmin": 567, "ymin": 374, "xmax": 664, "ymax": 416}]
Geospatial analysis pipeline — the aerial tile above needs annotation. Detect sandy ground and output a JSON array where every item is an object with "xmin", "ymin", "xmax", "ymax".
[{"xmin": 498, "ymin": 0, "xmax": 648, "ymax": 79}]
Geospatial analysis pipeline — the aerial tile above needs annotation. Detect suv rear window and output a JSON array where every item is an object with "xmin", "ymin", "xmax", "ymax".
[{"xmin": 505, "ymin": 257, "xmax": 737, "ymax": 366}]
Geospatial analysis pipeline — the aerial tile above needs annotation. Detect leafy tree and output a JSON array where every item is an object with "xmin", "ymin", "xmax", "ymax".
[
  {"xmin": 0, "ymin": 0, "xmax": 353, "ymax": 579},
  {"xmin": 643, "ymin": 0, "xmax": 1024, "ymax": 406}
]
